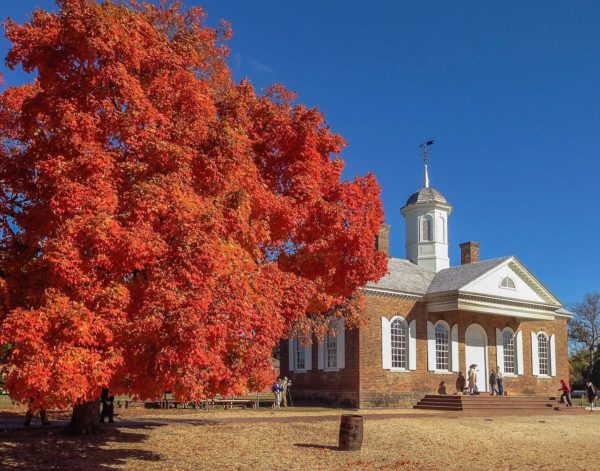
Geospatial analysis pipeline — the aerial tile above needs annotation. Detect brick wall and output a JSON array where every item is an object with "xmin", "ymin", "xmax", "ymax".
[
  {"xmin": 281, "ymin": 291, "xmax": 569, "ymax": 409},
  {"xmin": 359, "ymin": 293, "xmax": 569, "ymax": 406},
  {"xmin": 280, "ymin": 328, "xmax": 361, "ymax": 408}
]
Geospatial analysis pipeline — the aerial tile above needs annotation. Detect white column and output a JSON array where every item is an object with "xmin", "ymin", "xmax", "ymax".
[
  {"xmin": 381, "ymin": 317, "xmax": 391, "ymax": 370},
  {"xmin": 550, "ymin": 334, "xmax": 556, "ymax": 377},
  {"xmin": 427, "ymin": 321, "xmax": 436, "ymax": 371},
  {"xmin": 451, "ymin": 324, "xmax": 459, "ymax": 372},
  {"xmin": 531, "ymin": 332, "xmax": 539, "ymax": 376},
  {"xmin": 409, "ymin": 320, "xmax": 417, "ymax": 371},
  {"xmin": 496, "ymin": 328, "xmax": 504, "ymax": 372}
]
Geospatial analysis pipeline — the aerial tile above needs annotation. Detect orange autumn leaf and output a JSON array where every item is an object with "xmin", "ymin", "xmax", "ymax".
[{"xmin": 0, "ymin": 0, "xmax": 386, "ymax": 409}]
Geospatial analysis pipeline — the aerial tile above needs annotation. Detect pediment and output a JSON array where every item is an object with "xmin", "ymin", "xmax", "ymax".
[{"xmin": 460, "ymin": 257, "xmax": 561, "ymax": 306}]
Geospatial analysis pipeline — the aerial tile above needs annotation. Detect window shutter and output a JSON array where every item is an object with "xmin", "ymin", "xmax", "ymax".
[
  {"xmin": 317, "ymin": 339, "xmax": 324, "ymax": 370},
  {"xmin": 496, "ymin": 328, "xmax": 504, "ymax": 372},
  {"xmin": 531, "ymin": 332, "xmax": 539, "ymax": 376},
  {"xmin": 516, "ymin": 330, "xmax": 524, "ymax": 375},
  {"xmin": 304, "ymin": 342, "xmax": 312, "ymax": 371},
  {"xmin": 408, "ymin": 319, "xmax": 417, "ymax": 371},
  {"xmin": 381, "ymin": 317, "xmax": 391, "ymax": 370},
  {"xmin": 451, "ymin": 324, "xmax": 459, "ymax": 372},
  {"xmin": 550, "ymin": 334, "xmax": 556, "ymax": 377},
  {"xmin": 427, "ymin": 321, "xmax": 436, "ymax": 371},
  {"xmin": 336, "ymin": 318, "xmax": 345, "ymax": 369},
  {"xmin": 288, "ymin": 338, "xmax": 295, "ymax": 371}
]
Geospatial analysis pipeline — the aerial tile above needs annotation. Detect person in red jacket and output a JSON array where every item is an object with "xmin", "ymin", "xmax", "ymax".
[{"xmin": 558, "ymin": 379, "xmax": 573, "ymax": 407}]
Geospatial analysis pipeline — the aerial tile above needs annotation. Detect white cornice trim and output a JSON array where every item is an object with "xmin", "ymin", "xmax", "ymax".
[
  {"xmin": 425, "ymin": 291, "xmax": 558, "ymax": 320},
  {"xmin": 361, "ymin": 286, "xmax": 423, "ymax": 300}
]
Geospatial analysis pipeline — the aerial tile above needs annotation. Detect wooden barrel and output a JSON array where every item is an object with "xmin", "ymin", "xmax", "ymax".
[{"xmin": 338, "ymin": 414, "xmax": 363, "ymax": 451}]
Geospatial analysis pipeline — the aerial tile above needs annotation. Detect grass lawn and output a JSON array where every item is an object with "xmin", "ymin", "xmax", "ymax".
[{"xmin": 1, "ymin": 405, "xmax": 599, "ymax": 470}]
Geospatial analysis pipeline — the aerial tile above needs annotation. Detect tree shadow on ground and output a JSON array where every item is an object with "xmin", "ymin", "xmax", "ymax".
[
  {"xmin": 294, "ymin": 443, "xmax": 340, "ymax": 451},
  {"xmin": 0, "ymin": 422, "xmax": 163, "ymax": 470}
]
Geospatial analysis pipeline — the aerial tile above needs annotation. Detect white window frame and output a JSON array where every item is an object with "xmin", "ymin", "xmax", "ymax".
[
  {"xmin": 288, "ymin": 335, "xmax": 312, "ymax": 373},
  {"xmin": 383, "ymin": 317, "xmax": 416, "ymax": 372},
  {"xmin": 421, "ymin": 215, "xmax": 433, "ymax": 242},
  {"xmin": 390, "ymin": 316, "xmax": 408, "ymax": 371},
  {"xmin": 318, "ymin": 318, "xmax": 345, "ymax": 372},
  {"xmin": 537, "ymin": 332, "xmax": 550, "ymax": 377},
  {"xmin": 500, "ymin": 276, "xmax": 516, "ymax": 289},
  {"xmin": 502, "ymin": 328, "xmax": 516, "ymax": 375},
  {"xmin": 434, "ymin": 321, "xmax": 451, "ymax": 372}
]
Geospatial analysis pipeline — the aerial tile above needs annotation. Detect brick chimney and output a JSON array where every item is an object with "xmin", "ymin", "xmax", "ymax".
[
  {"xmin": 459, "ymin": 241, "xmax": 480, "ymax": 265},
  {"xmin": 375, "ymin": 223, "xmax": 391, "ymax": 256}
]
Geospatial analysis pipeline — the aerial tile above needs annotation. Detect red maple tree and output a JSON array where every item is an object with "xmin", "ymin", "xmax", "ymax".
[{"xmin": 0, "ymin": 0, "xmax": 386, "ymax": 430}]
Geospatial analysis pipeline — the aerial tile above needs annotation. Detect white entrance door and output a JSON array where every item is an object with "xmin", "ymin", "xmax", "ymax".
[{"xmin": 465, "ymin": 324, "xmax": 488, "ymax": 393}]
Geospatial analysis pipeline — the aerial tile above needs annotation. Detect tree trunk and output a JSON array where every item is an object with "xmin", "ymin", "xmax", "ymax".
[{"xmin": 65, "ymin": 400, "xmax": 102, "ymax": 435}]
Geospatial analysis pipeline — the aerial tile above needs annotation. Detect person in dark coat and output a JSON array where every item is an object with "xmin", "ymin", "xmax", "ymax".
[
  {"xmin": 489, "ymin": 368, "xmax": 498, "ymax": 396},
  {"xmin": 455, "ymin": 372, "xmax": 466, "ymax": 394},
  {"xmin": 100, "ymin": 387, "xmax": 115, "ymax": 423},
  {"xmin": 585, "ymin": 380, "xmax": 597, "ymax": 412}
]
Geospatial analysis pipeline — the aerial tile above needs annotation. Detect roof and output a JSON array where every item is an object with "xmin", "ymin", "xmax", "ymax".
[
  {"xmin": 426, "ymin": 257, "xmax": 512, "ymax": 295},
  {"xmin": 366, "ymin": 257, "xmax": 436, "ymax": 295},
  {"xmin": 404, "ymin": 187, "xmax": 448, "ymax": 207}
]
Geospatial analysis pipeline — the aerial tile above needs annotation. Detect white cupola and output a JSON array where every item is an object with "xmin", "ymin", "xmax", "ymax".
[{"xmin": 400, "ymin": 142, "xmax": 452, "ymax": 273}]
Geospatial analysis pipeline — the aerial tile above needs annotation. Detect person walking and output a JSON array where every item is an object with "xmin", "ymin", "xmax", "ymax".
[
  {"xmin": 496, "ymin": 366, "xmax": 504, "ymax": 397},
  {"xmin": 558, "ymin": 379, "xmax": 573, "ymax": 407},
  {"xmin": 271, "ymin": 379, "xmax": 282, "ymax": 409},
  {"xmin": 281, "ymin": 377, "xmax": 289, "ymax": 407},
  {"xmin": 585, "ymin": 380, "xmax": 597, "ymax": 412},
  {"xmin": 468, "ymin": 364, "xmax": 477, "ymax": 395},
  {"xmin": 489, "ymin": 368, "xmax": 498, "ymax": 396}
]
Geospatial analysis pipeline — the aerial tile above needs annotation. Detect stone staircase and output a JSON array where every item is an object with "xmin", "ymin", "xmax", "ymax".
[{"xmin": 413, "ymin": 394, "xmax": 583, "ymax": 413}]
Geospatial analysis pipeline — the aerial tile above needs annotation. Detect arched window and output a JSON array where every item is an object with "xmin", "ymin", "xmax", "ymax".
[
  {"xmin": 435, "ymin": 323, "xmax": 449, "ymax": 370},
  {"xmin": 502, "ymin": 330, "xmax": 515, "ymax": 374},
  {"xmin": 421, "ymin": 215, "xmax": 433, "ymax": 242},
  {"xmin": 537, "ymin": 333, "xmax": 550, "ymax": 375},
  {"xmin": 500, "ymin": 277, "xmax": 516, "ymax": 289},
  {"xmin": 391, "ymin": 318, "xmax": 407, "ymax": 369}
]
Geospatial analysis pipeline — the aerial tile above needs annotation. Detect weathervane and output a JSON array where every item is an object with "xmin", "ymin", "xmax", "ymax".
[{"xmin": 419, "ymin": 139, "xmax": 434, "ymax": 188}]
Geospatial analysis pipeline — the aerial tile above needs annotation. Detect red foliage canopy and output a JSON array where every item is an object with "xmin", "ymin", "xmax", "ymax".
[{"xmin": 0, "ymin": 0, "xmax": 386, "ymax": 408}]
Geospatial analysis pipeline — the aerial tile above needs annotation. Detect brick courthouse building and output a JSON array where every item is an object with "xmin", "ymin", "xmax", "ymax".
[{"xmin": 281, "ymin": 161, "xmax": 572, "ymax": 408}]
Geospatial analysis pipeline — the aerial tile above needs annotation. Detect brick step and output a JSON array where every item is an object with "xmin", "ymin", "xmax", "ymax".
[
  {"xmin": 414, "ymin": 394, "xmax": 566, "ymax": 413},
  {"xmin": 422, "ymin": 395, "xmax": 557, "ymax": 401},
  {"xmin": 416, "ymin": 402, "xmax": 555, "ymax": 410},
  {"xmin": 414, "ymin": 404, "xmax": 463, "ymax": 411}
]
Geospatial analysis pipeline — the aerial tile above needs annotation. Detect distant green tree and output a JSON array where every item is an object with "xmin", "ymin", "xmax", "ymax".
[{"xmin": 569, "ymin": 349, "xmax": 590, "ymax": 388}]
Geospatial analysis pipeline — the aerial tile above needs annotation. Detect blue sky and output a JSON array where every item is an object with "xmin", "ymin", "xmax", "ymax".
[{"xmin": 2, "ymin": 1, "xmax": 600, "ymax": 306}]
